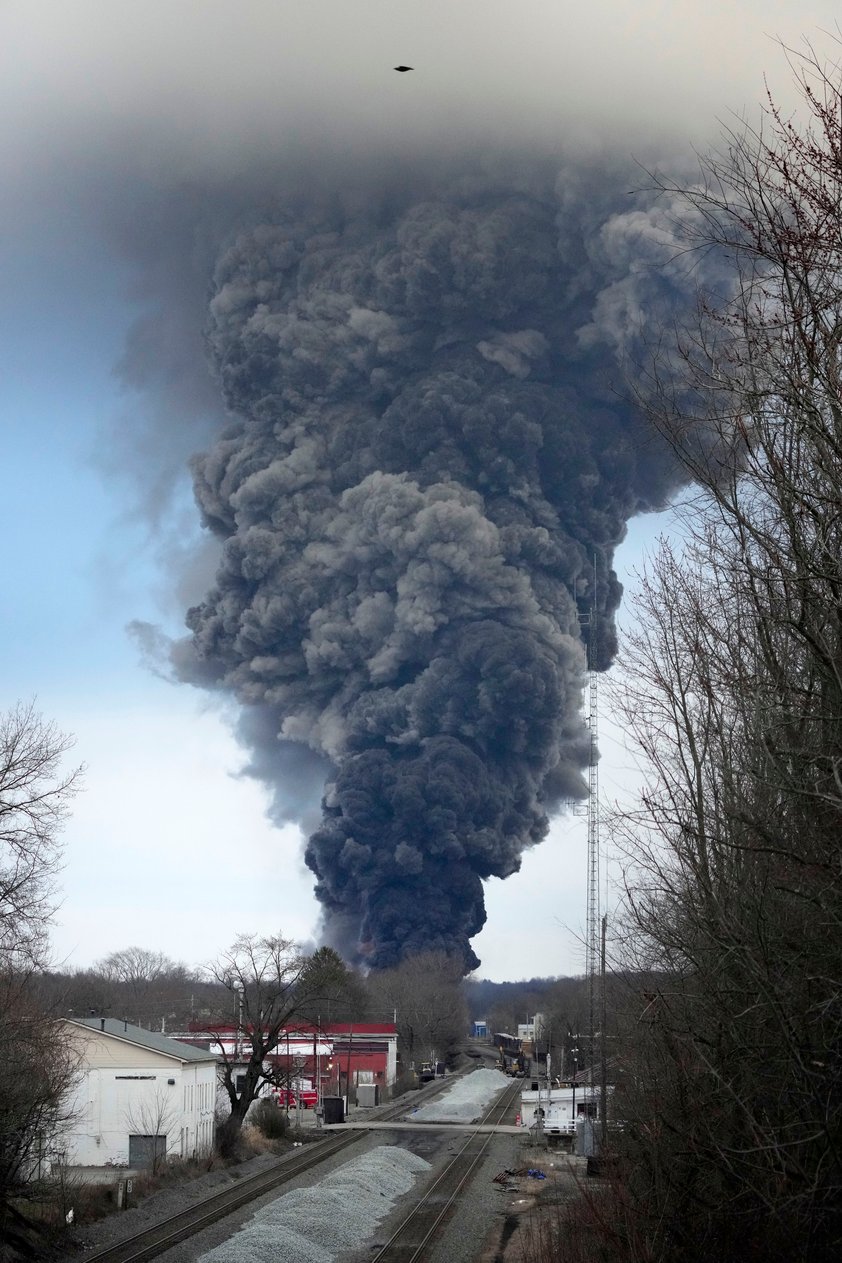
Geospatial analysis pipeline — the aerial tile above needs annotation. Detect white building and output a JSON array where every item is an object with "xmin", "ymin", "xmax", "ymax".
[
  {"xmin": 61, "ymin": 1018, "xmax": 217, "ymax": 1168},
  {"xmin": 517, "ymin": 1013, "xmax": 546, "ymax": 1043},
  {"xmin": 519, "ymin": 1083, "xmax": 602, "ymax": 1138}
]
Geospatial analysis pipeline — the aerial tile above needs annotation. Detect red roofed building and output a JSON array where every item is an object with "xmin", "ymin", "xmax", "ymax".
[{"xmin": 176, "ymin": 1021, "xmax": 398, "ymax": 1103}]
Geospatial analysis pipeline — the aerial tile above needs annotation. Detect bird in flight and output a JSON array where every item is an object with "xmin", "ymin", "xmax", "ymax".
[{"xmin": 394, "ymin": 65, "xmax": 414, "ymax": 72}]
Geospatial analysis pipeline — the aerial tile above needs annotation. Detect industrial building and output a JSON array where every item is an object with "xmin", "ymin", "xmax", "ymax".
[
  {"xmin": 60, "ymin": 1018, "xmax": 217, "ymax": 1168},
  {"xmin": 178, "ymin": 1020, "xmax": 399, "ymax": 1107}
]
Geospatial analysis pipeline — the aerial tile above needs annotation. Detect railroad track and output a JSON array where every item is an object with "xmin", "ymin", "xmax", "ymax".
[
  {"xmin": 78, "ymin": 1072, "xmax": 467, "ymax": 1263},
  {"xmin": 78, "ymin": 1132, "xmax": 361, "ymax": 1263},
  {"xmin": 369, "ymin": 1077, "xmax": 523, "ymax": 1262}
]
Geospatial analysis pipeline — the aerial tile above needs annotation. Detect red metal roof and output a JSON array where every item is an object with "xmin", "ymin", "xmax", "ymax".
[{"xmin": 186, "ymin": 1020, "xmax": 397, "ymax": 1037}]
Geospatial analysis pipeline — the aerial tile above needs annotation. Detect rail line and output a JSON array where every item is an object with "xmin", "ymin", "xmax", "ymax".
[
  {"xmin": 78, "ymin": 1132, "xmax": 360, "ymax": 1263},
  {"xmin": 369, "ymin": 1077, "xmax": 523, "ymax": 1263},
  {"xmin": 77, "ymin": 1072, "xmax": 468, "ymax": 1263}
]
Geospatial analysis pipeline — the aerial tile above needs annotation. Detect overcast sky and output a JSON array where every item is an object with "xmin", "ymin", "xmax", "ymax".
[{"xmin": 1, "ymin": 2, "xmax": 838, "ymax": 981}]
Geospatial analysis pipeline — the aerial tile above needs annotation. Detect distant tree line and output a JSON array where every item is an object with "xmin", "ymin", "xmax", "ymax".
[{"xmin": 39, "ymin": 947, "xmax": 228, "ymax": 1033}]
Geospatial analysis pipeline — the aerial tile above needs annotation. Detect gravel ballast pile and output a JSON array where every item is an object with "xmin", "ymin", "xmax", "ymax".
[
  {"xmin": 407, "ymin": 1068, "xmax": 511, "ymax": 1124},
  {"xmin": 197, "ymin": 1146, "xmax": 430, "ymax": 1263}
]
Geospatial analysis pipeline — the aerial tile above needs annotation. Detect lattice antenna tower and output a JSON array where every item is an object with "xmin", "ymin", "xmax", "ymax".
[{"xmin": 585, "ymin": 557, "xmax": 600, "ymax": 1082}]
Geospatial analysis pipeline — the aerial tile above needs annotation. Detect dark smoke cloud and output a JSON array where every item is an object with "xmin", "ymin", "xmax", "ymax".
[
  {"xmin": 0, "ymin": 2, "xmax": 834, "ymax": 979},
  {"xmin": 169, "ymin": 162, "xmax": 705, "ymax": 968}
]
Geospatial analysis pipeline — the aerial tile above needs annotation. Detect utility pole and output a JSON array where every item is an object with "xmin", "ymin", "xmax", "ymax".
[
  {"xmin": 315, "ymin": 1015, "xmax": 323, "ymax": 1128},
  {"xmin": 600, "ymin": 913, "xmax": 608, "ymax": 1150},
  {"xmin": 234, "ymin": 982, "xmax": 244, "ymax": 1061},
  {"xmin": 585, "ymin": 556, "xmax": 600, "ymax": 1084}
]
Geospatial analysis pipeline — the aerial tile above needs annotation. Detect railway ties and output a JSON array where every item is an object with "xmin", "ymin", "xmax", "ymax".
[
  {"xmin": 370, "ymin": 1078, "xmax": 523, "ymax": 1263},
  {"xmin": 77, "ymin": 1072, "xmax": 470, "ymax": 1263}
]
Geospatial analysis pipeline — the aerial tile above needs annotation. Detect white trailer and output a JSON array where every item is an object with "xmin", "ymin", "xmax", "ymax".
[{"xmin": 519, "ymin": 1085, "xmax": 602, "ymax": 1138}]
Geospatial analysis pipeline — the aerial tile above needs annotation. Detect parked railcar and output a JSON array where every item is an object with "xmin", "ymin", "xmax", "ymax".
[{"xmin": 494, "ymin": 1032, "xmax": 531, "ymax": 1077}]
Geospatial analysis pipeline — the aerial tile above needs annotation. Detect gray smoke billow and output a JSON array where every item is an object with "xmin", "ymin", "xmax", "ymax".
[{"xmin": 171, "ymin": 162, "xmax": 699, "ymax": 969}]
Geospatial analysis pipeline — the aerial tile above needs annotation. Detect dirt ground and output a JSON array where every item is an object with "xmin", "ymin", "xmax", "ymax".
[{"xmin": 475, "ymin": 1153, "xmax": 587, "ymax": 1263}]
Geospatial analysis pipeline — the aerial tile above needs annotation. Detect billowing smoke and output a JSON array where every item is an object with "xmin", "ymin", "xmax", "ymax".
[{"xmin": 171, "ymin": 162, "xmax": 698, "ymax": 969}]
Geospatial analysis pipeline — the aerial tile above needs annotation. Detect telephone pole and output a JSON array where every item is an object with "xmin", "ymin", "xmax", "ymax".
[{"xmin": 585, "ymin": 560, "xmax": 600, "ymax": 1083}]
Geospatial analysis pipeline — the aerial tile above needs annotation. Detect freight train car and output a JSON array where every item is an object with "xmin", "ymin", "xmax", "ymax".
[{"xmin": 494, "ymin": 1032, "xmax": 530, "ymax": 1077}]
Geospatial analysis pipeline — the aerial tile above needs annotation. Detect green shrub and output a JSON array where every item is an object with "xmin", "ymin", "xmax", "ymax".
[{"xmin": 251, "ymin": 1098, "xmax": 289, "ymax": 1140}]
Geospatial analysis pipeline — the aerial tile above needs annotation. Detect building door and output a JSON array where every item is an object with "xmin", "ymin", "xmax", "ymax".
[{"xmin": 128, "ymin": 1134, "xmax": 167, "ymax": 1169}]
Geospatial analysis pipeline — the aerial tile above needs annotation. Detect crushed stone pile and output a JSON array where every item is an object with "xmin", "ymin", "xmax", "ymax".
[
  {"xmin": 407, "ymin": 1068, "xmax": 511, "ymax": 1123},
  {"xmin": 198, "ymin": 1145, "xmax": 430, "ymax": 1263}
]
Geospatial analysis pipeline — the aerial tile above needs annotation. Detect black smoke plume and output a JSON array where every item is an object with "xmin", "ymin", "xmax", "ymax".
[{"xmin": 172, "ymin": 163, "xmax": 699, "ymax": 969}]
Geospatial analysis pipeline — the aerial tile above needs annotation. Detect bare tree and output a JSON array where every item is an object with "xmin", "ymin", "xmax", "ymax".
[
  {"xmin": 0, "ymin": 703, "xmax": 82, "ymax": 1259},
  {"xmin": 367, "ymin": 951, "xmax": 467, "ymax": 1069},
  {"xmin": 0, "ymin": 969, "xmax": 81, "ymax": 1259},
  {"xmin": 0, "ymin": 701, "xmax": 82, "ymax": 966},
  {"xmin": 95, "ymin": 946, "xmax": 186, "ymax": 988},
  {"xmin": 204, "ymin": 932, "xmax": 312, "ymax": 1155},
  {"xmin": 597, "ymin": 48, "xmax": 842, "ymax": 1262},
  {"xmin": 91, "ymin": 946, "xmax": 191, "ymax": 1024}
]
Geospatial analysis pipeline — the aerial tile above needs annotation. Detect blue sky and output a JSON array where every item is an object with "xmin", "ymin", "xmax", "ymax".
[
  {"xmin": 0, "ymin": 254, "xmax": 313, "ymax": 964},
  {"xmin": 1, "ymin": 1, "xmax": 836, "ymax": 982}
]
